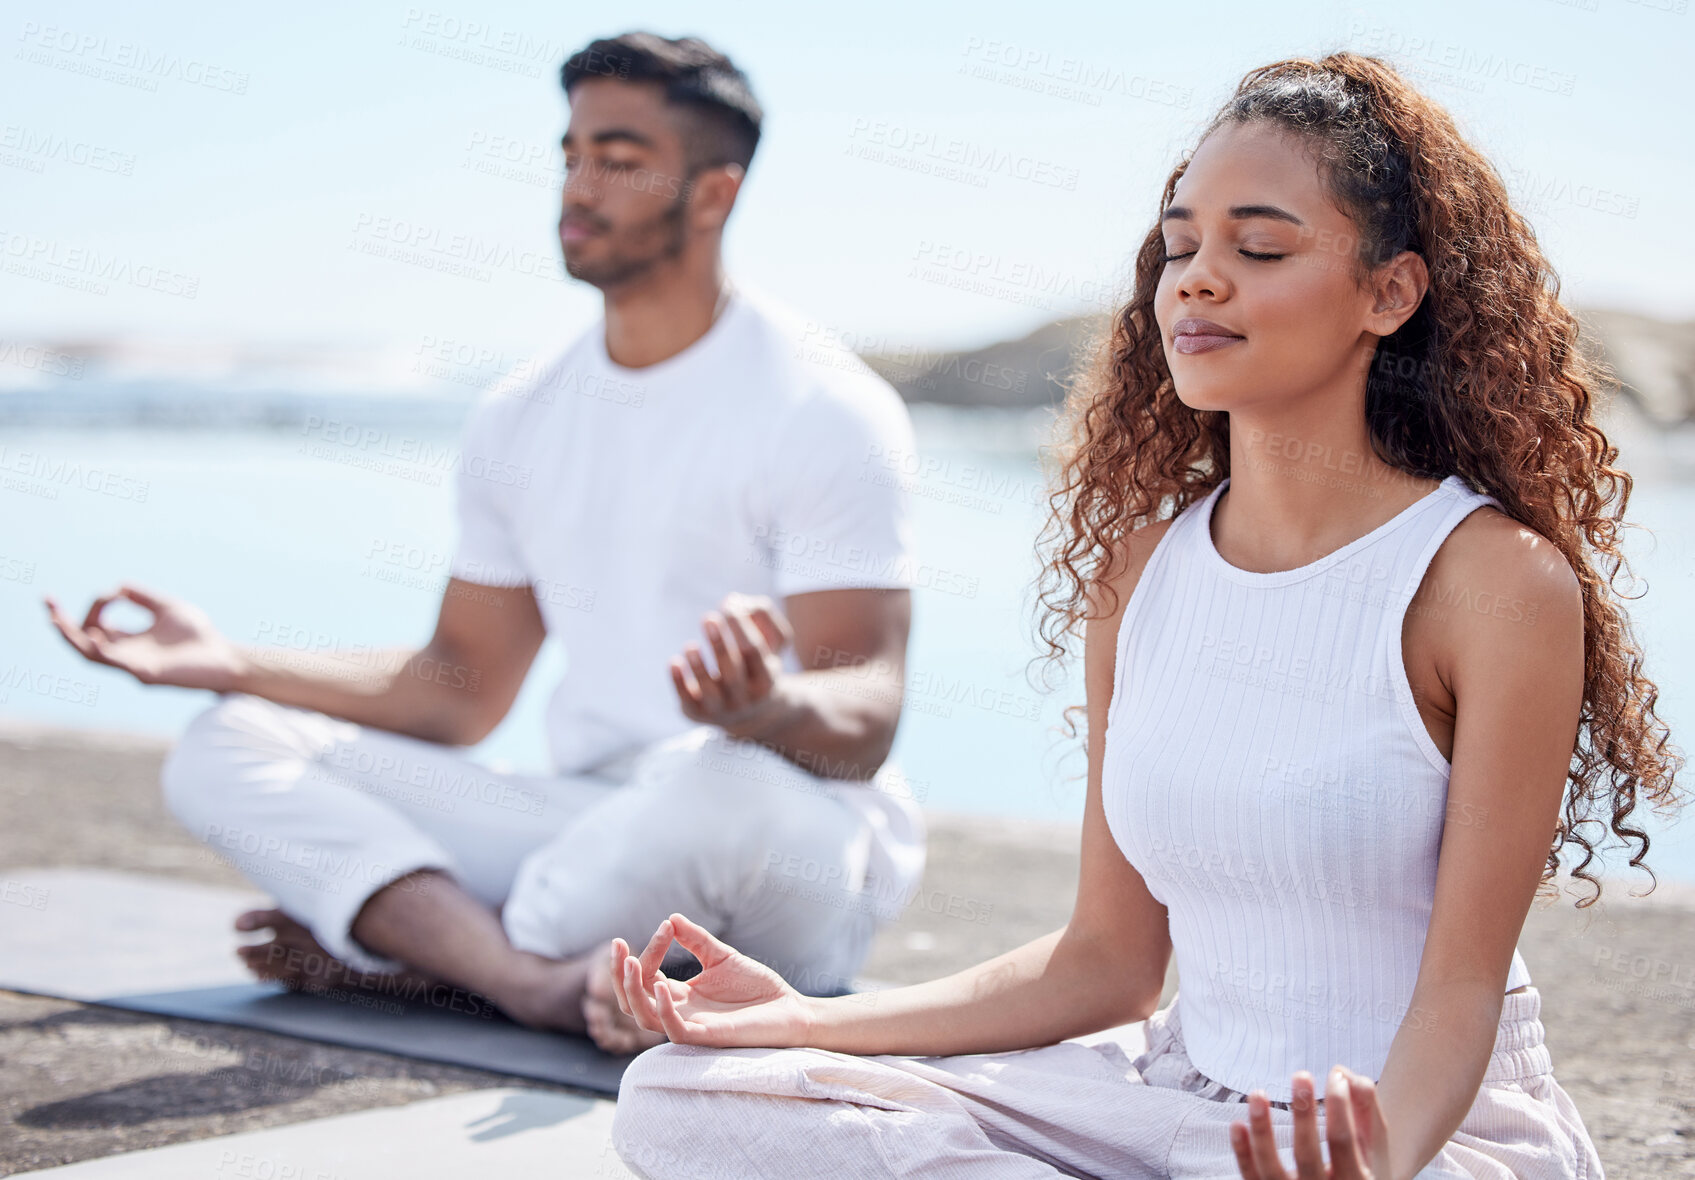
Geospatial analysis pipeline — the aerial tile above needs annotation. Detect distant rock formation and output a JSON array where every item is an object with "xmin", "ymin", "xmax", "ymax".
[
  {"xmin": 862, "ymin": 318, "xmax": 1102, "ymax": 411},
  {"xmin": 862, "ymin": 310, "xmax": 1695, "ymax": 425},
  {"xmin": 1577, "ymin": 310, "xmax": 1695, "ymax": 426},
  {"xmin": 3, "ymin": 309, "xmax": 1690, "ymax": 436}
]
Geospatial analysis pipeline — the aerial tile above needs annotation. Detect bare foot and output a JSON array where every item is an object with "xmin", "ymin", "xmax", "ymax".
[
  {"xmin": 582, "ymin": 941, "xmax": 666, "ymax": 1055},
  {"xmin": 234, "ymin": 908, "xmax": 432, "ymax": 996},
  {"xmin": 235, "ymin": 910, "xmax": 644, "ymax": 1049}
]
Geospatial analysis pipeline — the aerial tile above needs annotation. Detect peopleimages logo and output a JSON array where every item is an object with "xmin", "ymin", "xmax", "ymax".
[
  {"xmin": 0, "ymin": 230, "xmax": 199, "ymax": 299},
  {"xmin": 297, "ymin": 417, "xmax": 533, "ymax": 489},
  {"xmin": 0, "ymin": 339, "xmax": 86, "ymax": 378},
  {"xmin": 748, "ymin": 525, "xmax": 980, "ymax": 599},
  {"xmin": 845, "ymin": 118, "xmax": 1080, "ymax": 191},
  {"xmin": 0, "ymin": 445, "xmax": 149, "ymax": 501},
  {"xmin": 348, "ymin": 213, "xmax": 566, "ymax": 283},
  {"xmin": 957, "ymin": 37, "xmax": 1194, "ymax": 108},
  {"xmin": 0, "ymin": 665, "xmax": 100, "ymax": 707},
  {"xmin": 396, "ymin": 8, "xmax": 571, "ymax": 79},
  {"xmin": 0, "ymin": 124, "xmax": 136, "ymax": 175},
  {"xmin": 1143, "ymin": 837, "xmax": 1372, "ymax": 908},
  {"xmin": 15, "ymin": 22, "xmax": 251, "ymax": 94}
]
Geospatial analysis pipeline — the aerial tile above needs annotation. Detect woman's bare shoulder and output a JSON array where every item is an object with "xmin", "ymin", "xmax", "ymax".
[
  {"xmin": 1411, "ymin": 506, "xmax": 1584, "ymax": 711},
  {"xmin": 1423, "ymin": 505, "xmax": 1582, "ymax": 635}
]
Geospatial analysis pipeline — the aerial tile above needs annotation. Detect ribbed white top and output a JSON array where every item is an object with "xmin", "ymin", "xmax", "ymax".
[{"xmin": 1102, "ymin": 474, "xmax": 1531, "ymax": 1102}]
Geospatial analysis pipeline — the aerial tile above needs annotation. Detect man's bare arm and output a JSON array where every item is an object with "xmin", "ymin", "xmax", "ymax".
[{"xmin": 47, "ymin": 578, "xmax": 546, "ymax": 746}]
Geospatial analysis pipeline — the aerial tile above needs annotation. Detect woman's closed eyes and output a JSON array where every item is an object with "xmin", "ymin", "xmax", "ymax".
[{"xmin": 1160, "ymin": 248, "xmax": 1288, "ymax": 262}]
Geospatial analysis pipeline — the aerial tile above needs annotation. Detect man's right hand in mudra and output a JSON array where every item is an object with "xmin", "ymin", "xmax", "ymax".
[{"xmin": 609, "ymin": 914, "xmax": 818, "ymax": 1049}]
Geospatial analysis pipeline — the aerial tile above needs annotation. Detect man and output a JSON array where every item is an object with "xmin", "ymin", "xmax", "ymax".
[{"xmin": 46, "ymin": 32, "xmax": 923, "ymax": 1054}]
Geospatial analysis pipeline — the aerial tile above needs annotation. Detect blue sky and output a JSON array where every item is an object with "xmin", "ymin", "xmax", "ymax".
[{"xmin": 3, "ymin": 0, "xmax": 1688, "ymax": 358}]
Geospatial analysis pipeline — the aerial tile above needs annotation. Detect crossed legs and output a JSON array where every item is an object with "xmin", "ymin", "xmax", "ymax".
[{"xmin": 160, "ymin": 694, "xmax": 886, "ymax": 1047}]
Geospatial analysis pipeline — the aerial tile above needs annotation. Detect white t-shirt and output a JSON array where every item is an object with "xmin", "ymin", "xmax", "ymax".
[{"xmin": 450, "ymin": 286, "xmax": 920, "ymax": 781}]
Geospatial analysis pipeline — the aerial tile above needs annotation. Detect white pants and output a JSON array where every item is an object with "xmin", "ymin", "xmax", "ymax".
[
  {"xmin": 611, "ymin": 987, "xmax": 1604, "ymax": 1179},
  {"xmin": 159, "ymin": 692, "xmax": 918, "ymax": 988}
]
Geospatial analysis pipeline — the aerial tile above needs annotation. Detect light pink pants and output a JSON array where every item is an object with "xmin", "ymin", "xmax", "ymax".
[{"xmin": 612, "ymin": 986, "xmax": 1603, "ymax": 1179}]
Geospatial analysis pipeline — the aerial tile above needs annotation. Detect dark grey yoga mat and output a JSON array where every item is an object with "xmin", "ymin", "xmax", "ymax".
[{"xmin": 0, "ymin": 868, "xmax": 633, "ymax": 1094}]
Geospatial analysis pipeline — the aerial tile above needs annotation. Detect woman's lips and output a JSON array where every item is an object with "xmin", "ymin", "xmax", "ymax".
[
  {"xmin": 1173, "ymin": 333, "xmax": 1244, "ymax": 354},
  {"xmin": 1171, "ymin": 317, "xmax": 1244, "ymax": 355}
]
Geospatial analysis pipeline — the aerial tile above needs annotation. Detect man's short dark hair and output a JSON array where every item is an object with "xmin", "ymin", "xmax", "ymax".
[{"xmin": 561, "ymin": 33, "xmax": 762, "ymax": 171}]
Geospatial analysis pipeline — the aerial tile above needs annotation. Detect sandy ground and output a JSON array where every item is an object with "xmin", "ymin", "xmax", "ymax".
[{"xmin": 2, "ymin": 722, "xmax": 1693, "ymax": 1176}]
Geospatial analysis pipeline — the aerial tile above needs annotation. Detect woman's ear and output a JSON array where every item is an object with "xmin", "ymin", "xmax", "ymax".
[{"xmin": 1366, "ymin": 250, "xmax": 1429, "ymax": 336}]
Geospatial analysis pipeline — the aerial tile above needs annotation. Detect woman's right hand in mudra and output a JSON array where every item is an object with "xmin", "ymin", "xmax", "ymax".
[{"xmin": 609, "ymin": 913, "xmax": 817, "ymax": 1048}]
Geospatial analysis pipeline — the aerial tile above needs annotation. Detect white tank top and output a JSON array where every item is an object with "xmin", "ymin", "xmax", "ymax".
[{"xmin": 1101, "ymin": 473, "xmax": 1532, "ymax": 1102}]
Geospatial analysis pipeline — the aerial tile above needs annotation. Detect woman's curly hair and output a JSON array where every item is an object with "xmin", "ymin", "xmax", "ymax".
[{"xmin": 1032, "ymin": 51, "xmax": 1683, "ymax": 906}]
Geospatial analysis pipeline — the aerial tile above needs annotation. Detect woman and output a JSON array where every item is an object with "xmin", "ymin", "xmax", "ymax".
[{"xmin": 605, "ymin": 53, "xmax": 1682, "ymax": 1178}]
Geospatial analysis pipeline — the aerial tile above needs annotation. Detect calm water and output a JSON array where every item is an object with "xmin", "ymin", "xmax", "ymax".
[{"xmin": 4, "ymin": 406, "xmax": 1692, "ymax": 885}]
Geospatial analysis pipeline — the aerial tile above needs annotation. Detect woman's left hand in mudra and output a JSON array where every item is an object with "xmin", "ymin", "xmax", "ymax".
[{"xmin": 1230, "ymin": 1066, "xmax": 1392, "ymax": 1179}]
